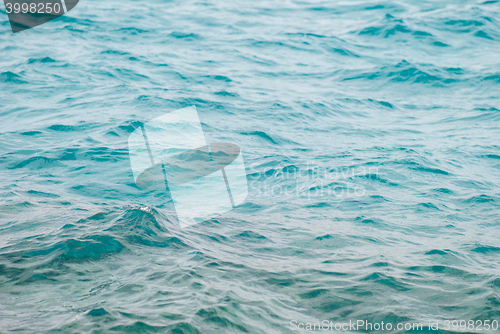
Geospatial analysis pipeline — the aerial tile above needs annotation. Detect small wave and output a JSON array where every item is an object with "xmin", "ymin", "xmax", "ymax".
[
  {"xmin": 20, "ymin": 131, "xmax": 42, "ymax": 136},
  {"xmin": 409, "ymin": 166, "xmax": 450, "ymax": 175},
  {"xmin": 169, "ymin": 31, "xmax": 202, "ymax": 40},
  {"xmin": 342, "ymin": 60, "xmax": 460, "ymax": 85},
  {"xmin": 241, "ymin": 131, "xmax": 278, "ymax": 144},
  {"xmin": 471, "ymin": 245, "xmax": 500, "ymax": 254},
  {"xmin": 48, "ymin": 124, "xmax": 78, "ymax": 132},
  {"xmin": 465, "ymin": 194, "xmax": 495, "ymax": 204},
  {"xmin": 27, "ymin": 57, "xmax": 57, "ymax": 64},
  {"xmin": 9, "ymin": 156, "xmax": 64, "ymax": 170}
]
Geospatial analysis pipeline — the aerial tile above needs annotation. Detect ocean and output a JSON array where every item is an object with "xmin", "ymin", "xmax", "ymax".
[{"xmin": 1, "ymin": 0, "xmax": 500, "ymax": 333}]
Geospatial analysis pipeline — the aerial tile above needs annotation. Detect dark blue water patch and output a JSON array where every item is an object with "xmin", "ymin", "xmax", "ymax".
[
  {"xmin": 445, "ymin": 20, "xmax": 485, "ymax": 27},
  {"xmin": 234, "ymin": 230, "xmax": 267, "ymax": 241},
  {"xmin": 425, "ymin": 249, "xmax": 449, "ymax": 256},
  {"xmin": 298, "ymin": 288, "xmax": 329, "ymax": 299},
  {"xmin": 48, "ymin": 124, "xmax": 79, "ymax": 132},
  {"xmin": 0, "ymin": 71, "xmax": 27, "ymax": 84},
  {"xmin": 0, "ymin": 235, "xmax": 125, "ymax": 285},
  {"xmin": 56, "ymin": 147, "xmax": 129, "ymax": 162},
  {"xmin": 307, "ymin": 6, "xmax": 343, "ymax": 13},
  {"xmin": 312, "ymin": 234, "xmax": 348, "ymax": 249},
  {"xmin": 100, "ymin": 50, "xmax": 131, "ymax": 56},
  {"xmin": 117, "ymin": 120, "xmax": 144, "ymax": 134},
  {"xmin": 360, "ymin": 272, "xmax": 411, "ymax": 292},
  {"xmin": 110, "ymin": 321, "xmax": 169, "ymax": 333},
  {"xmin": 114, "ymin": 68, "xmax": 152, "ymax": 82},
  {"xmin": 87, "ymin": 307, "xmax": 109, "ymax": 317},
  {"xmin": 406, "ymin": 265, "xmax": 475, "ymax": 278},
  {"xmin": 356, "ymin": 15, "xmax": 437, "ymax": 40},
  {"xmin": 86, "ymin": 147, "xmax": 129, "ymax": 162},
  {"xmin": 367, "ymin": 99, "xmax": 394, "ymax": 109},
  {"xmin": 194, "ymin": 308, "xmax": 248, "ymax": 333},
  {"xmin": 320, "ymin": 44, "xmax": 360, "ymax": 57},
  {"xmin": 74, "ymin": 211, "xmax": 116, "ymax": 224},
  {"xmin": 365, "ymin": 4, "xmax": 385, "ymax": 10},
  {"xmin": 241, "ymin": 131, "xmax": 277, "ymax": 144},
  {"xmin": 48, "ymin": 235, "xmax": 124, "ymax": 262},
  {"xmin": 214, "ymin": 91, "xmax": 239, "ymax": 97},
  {"xmin": 371, "ymin": 261, "xmax": 390, "ymax": 267},
  {"xmin": 314, "ymin": 234, "xmax": 336, "ymax": 241},
  {"xmin": 284, "ymin": 32, "xmax": 328, "ymax": 39},
  {"xmin": 474, "ymin": 30, "xmax": 494, "ymax": 39},
  {"xmin": 483, "ymin": 74, "xmax": 500, "ymax": 82},
  {"xmin": 417, "ymin": 202, "xmax": 441, "ymax": 211},
  {"xmin": 353, "ymin": 173, "xmax": 399, "ymax": 186},
  {"xmin": 116, "ymin": 27, "xmax": 150, "ymax": 35},
  {"xmin": 433, "ymin": 41, "xmax": 450, "ymax": 47},
  {"xmin": 0, "ymin": 263, "xmax": 23, "ymax": 281},
  {"xmin": 471, "ymin": 245, "xmax": 500, "ymax": 254},
  {"xmin": 26, "ymin": 190, "xmax": 60, "ymax": 198},
  {"xmin": 342, "ymin": 60, "xmax": 461, "ymax": 85},
  {"xmin": 126, "ymin": 234, "xmax": 186, "ymax": 249},
  {"xmin": 311, "ymin": 295, "xmax": 361, "ymax": 313},
  {"xmin": 446, "ymin": 67, "xmax": 465, "ymax": 76},
  {"xmin": 20, "ymin": 131, "xmax": 42, "ymax": 136},
  {"xmin": 165, "ymin": 322, "xmax": 202, "ymax": 333},
  {"xmin": 169, "ymin": 31, "xmax": 202, "ymax": 40},
  {"xmin": 413, "ymin": 30, "xmax": 433, "ymax": 37},
  {"xmin": 0, "ymin": 200, "xmax": 35, "ymax": 211},
  {"xmin": 24, "ymin": 273, "xmax": 58, "ymax": 283},
  {"xmin": 355, "ymin": 216, "xmax": 392, "ymax": 227},
  {"xmin": 206, "ymin": 75, "xmax": 232, "ymax": 82},
  {"xmin": 432, "ymin": 188, "xmax": 455, "ymax": 194},
  {"xmin": 465, "ymin": 194, "xmax": 495, "ymax": 204},
  {"xmin": 9, "ymin": 156, "xmax": 65, "ymax": 170},
  {"xmin": 483, "ymin": 154, "xmax": 500, "ymax": 159},
  {"xmin": 409, "ymin": 166, "xmax": 450, "ymax": 175},
  {"xmin": 305, "ymin": 201, "xmax": 331, "ymax": 208},
  {"xmin": 27, "ymin": 57, "xmax": 57, "ymax": 64},
  {"xmin": 99, "ymin": 209, "xmax": 190, "ymax": 250},
  {"xmin": 234, "ymin": 201, "xmax": 265, "ymax": 213},
  {"xmin": 250, "ymin": 39, "xmax": 316, "ymax": 53}
]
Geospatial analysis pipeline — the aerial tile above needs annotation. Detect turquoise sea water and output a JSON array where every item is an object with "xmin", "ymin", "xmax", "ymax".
[{"xmin": 1, "ymin": 0, "xmax": 500, "ymax": 333}]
